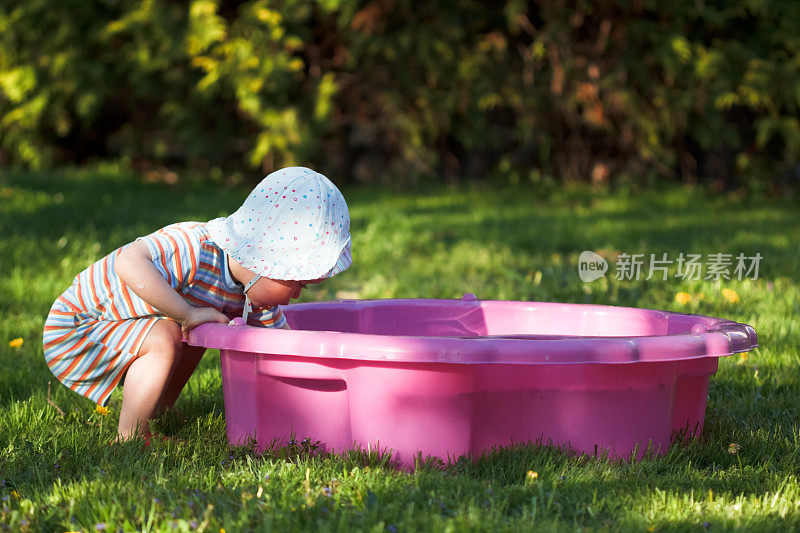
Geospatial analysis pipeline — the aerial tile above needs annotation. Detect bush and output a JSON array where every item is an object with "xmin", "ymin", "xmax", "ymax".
[
  {"xmin": 0, "ymin": 0, "xmax": 331, "ymax": 172},
  {"xmin": 1, "ymin": 0, "xmax": 799, "ymax": 188}
]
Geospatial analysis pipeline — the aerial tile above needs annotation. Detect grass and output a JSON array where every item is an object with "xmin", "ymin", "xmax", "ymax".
[{"xmin": 1, "ymin": 164, "xmax": 799, "ymax": 531}]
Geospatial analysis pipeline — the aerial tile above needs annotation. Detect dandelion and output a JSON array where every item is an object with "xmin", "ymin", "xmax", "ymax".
[
  {"xmin": 722, "ymin": 288, "xmax": 740, "ymax": 304},
  {"xmin": 11, "ymin": 490, "xmax": 20, "ymax": 499},
  {"xmin": 8, "ymin": 338, "xmax": 23, "ymax": 348},
  {"xmin": 674, "ymin": 292, "xmax": 692, "ymax": 305},
  {"xmin": 526, "ymin": 470, "xmax": 538, "ymax": 480},
  {"xmin": 739, "ymin": 352, "xmax": 749, "ymax": 364},
  {"xmin": 728, "ymin": 443, "xmax": 741, "ymax": 455},
  {"xmin": 94, "ymin": 405, "xmax": 110, "ymax": 416}
]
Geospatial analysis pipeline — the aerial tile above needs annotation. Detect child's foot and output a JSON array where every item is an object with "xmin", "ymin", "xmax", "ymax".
[
  {"xmin": 110, "ymin": 431, "xmax": 151, "ymax": 446},
  {"xmin": 110, "ymin": 430, "xmax": 185, "ymax": 447}
]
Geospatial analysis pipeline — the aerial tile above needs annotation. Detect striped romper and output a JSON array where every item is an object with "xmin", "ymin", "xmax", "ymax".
[{"xmin": 43, "ymin": 222, "xmax": 286, "ymax": 406}]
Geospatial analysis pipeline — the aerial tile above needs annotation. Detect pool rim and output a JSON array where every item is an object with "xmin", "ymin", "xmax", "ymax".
[{"xmin": 187, "ymin": 298, "xmax": 758, "ymax": 365}]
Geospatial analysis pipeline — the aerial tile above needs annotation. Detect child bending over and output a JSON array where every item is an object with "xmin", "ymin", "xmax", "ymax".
[{"xmin": 43, "ymin": 167, "xmax": 351, "ymax": 440}]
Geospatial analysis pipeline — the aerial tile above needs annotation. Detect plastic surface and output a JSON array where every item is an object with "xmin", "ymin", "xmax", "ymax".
[{"xmin": 188, "ymin": 297, "xmax": 758, "ymax": 466}]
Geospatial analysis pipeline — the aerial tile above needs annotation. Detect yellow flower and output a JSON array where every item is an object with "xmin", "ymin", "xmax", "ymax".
[
  {"xmin": 11, "ymin": 490, "xmax": 20, "ymax": 499},
  {"xmin": 94, "ymin": 405, "xmax": 110, "ymax": 416},
  {"xmin": 739, "ymin": 352, "xmax": 749, "ymax": 364},
  {"xmin": 8, "ymin": 337, "xmax": 23, "ymax": 348},
  {"xmin": 674, "ymin": 292, "xmax": 692, "ymax": 305},
  {"xmin": 526, "ymin": 470, "xmax": 538, "ymax": 480},
  {"xmin": 722, "ymin": 288, "xmax": 740, "ymax": 304}
]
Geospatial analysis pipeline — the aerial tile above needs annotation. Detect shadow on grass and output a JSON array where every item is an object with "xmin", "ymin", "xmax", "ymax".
[
  {"xmin": 352, "ymin": 186, "xmax": 800, "ymax": 280},
  {"xmin": 4, "ymin": 170, "xmax": 800, "ymax": 288},
  {"xmin": 1, "ymin": 168, "xmax": 243, "ymax": 242}
]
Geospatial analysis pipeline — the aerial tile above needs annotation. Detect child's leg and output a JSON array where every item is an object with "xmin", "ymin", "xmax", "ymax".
[
  {"xmin": 118, "ymin": 320, "xmax": 184, "ymax": 439},
  {"xmin": 153, "ymin": 344, "xmax": 207, "ymax": 416}
]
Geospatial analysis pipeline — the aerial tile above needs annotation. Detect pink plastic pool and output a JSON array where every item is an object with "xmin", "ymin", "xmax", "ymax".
[{"xmin": 187, "ymin": 295, "xmax": 758, "ymax": 466}]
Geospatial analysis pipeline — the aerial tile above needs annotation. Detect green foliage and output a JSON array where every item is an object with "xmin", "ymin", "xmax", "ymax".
[
  {"xmin": 0, "ymin": 0, "xmax": 334, "ymax": 172},
  {"xmin": 1, "ymin": 1, "xmax": 800, "ymax": 187}
]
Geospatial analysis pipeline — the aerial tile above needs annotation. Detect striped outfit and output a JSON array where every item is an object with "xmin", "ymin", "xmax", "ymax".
[{"xmin": 43, "ymin": 222, "xmax": 286, "ymax": 406}]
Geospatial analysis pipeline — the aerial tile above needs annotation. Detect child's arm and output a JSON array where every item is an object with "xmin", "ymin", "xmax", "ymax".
[{"xmin": 115, "ymin": 241, "xmax": 229, "ymax": 336}]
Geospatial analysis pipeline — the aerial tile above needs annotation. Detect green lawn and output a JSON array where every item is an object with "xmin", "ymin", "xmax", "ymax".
[{"xmin": 1, "ymin": 166, "xmax": 799, "ymax": 531}]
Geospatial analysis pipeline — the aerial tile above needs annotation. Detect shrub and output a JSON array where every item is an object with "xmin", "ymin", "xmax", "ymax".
[{"xmin": 1, "ymin": 0, "xmax": 798, "ymax": 188}]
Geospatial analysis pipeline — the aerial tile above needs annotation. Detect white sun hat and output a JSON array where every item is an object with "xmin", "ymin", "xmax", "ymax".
[{"xmin": 206, "ymin": 166, "xmax": 351, "ymax": 281}]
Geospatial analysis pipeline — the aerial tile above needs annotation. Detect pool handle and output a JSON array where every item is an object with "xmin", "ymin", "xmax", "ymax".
[{"xmin": 256, "ymin": 357, "xmax": 348, "ymax": 382}]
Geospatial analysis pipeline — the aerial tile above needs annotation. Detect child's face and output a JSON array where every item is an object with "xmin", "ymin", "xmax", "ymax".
[{"xmin": 246, "ymin": 276, "xmax": 323, "ymax": 307}]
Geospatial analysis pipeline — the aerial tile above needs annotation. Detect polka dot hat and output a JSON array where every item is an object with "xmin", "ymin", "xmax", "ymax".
[{"xmin": 206, "ymin": 166, "xmax": 351, "ymax": 281}]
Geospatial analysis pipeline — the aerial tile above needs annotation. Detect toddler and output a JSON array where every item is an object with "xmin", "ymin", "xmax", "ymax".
[{"xmin": 43, "ymin": 167, "xmax": 351, "ymax": 440}]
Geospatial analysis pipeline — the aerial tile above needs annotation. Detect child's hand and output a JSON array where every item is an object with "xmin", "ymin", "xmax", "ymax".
[{"xmin": 180, "ymin": 307, "xmax": 230, "ymax": 337}]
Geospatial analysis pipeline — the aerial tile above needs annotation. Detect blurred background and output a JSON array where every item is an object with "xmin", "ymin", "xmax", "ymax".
[{"xmin": 2, "ymin": 0, "xmax": 800, "ymax": 194}]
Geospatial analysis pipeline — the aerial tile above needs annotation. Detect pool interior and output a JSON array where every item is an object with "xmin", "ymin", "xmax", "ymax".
[{"xmin": 283, "ymin": 300, "xmax": 714, "ymax": 339}]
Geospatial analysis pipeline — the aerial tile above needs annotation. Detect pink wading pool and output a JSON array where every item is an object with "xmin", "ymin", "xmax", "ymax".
[{"xmin": 187, "ymin": 295, "xmax": 758, "ymax": 466}]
